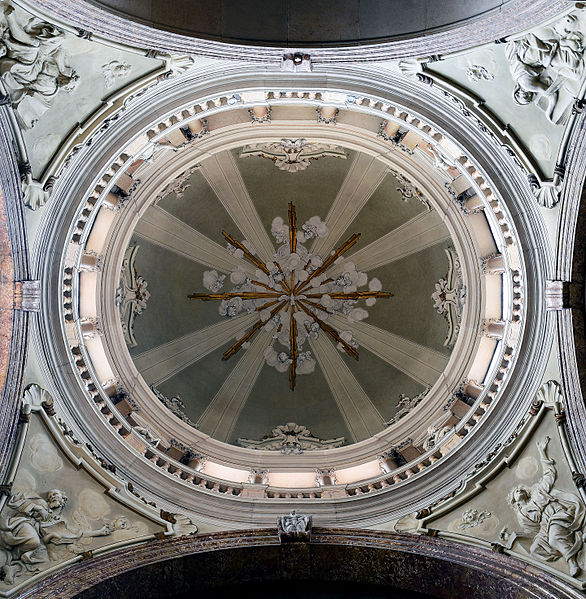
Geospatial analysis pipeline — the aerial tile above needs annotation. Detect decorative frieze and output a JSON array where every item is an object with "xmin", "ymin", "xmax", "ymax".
[
  {"xmin": 238, "ymin": 423, "xmax": 344, "ymax": 454},
  {"xmin": 116, "ymin": 245, "xmax": 150, "ymax": 347},
  {"xmin": 239, "ymin": 138, "xmax": 346, "ymax": 172},
  {"xmin": 431, "ymin": 248, "xmax": 466, "ymax": 347}
]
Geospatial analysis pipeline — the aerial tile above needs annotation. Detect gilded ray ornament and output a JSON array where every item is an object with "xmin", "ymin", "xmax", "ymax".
[{"xmin": 189, "ymin": 203, "xmax": 392, "ymax": 390}]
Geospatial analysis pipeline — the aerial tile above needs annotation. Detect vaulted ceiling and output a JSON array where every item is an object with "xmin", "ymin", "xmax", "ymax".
[
  {"xmin": 126, "ymin": 146, "xmax": 454, "ymax": 445},
  {"xmin": 1, "ymin": 1, "xmax": 586, "ymax": 597}
]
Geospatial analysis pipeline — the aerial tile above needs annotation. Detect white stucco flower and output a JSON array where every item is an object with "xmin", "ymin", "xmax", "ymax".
[
  {"xmin": 281, "ymin": 252, "xmax": 303, "ymax": 273},
  {"xmin": 337, "ymin": 330, "xmax": 359, "ymax": 352},
  {"xmin": 347, "ymin": 307, "xmax": 369, "ymax": 323},
  {"xmin": 297, "ymin": 351, "xmax": 316, "ymax": 374},
  {"xmin": 226, "ymin": 242, "xmax": 244, "ymax": 259},
  {"xmin": 297, "ymin": 216, "xmax": 328, "ymax": 241},
  {"xmin": 271, "ymin": 216, "xmax": 289, "ymax": 244}
]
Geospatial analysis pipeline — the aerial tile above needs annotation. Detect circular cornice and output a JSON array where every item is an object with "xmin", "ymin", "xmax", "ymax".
[
  {"xmin": 30, "ymin": 64, "xmax": 551, "ymax": 528},
  {"xmin": 16, "ymin": 0, "xmax": 572, "ymax": 62}
]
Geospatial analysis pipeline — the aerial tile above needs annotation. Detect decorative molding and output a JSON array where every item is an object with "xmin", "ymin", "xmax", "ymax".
[
  {"xmin": 316, "ymin": 106, "xmax": 338, "ymax": 125},
  {"xmin": 458, "ymin": 508, "xmax": 492, "ymax": 530},
  {"xmin": 21, "ymin": 177, "xmax": 50, "ymax": 210},
  {"xmin": 431, "ymin": 248, "xmax": 466, "ymax": 347},
  {"xmin": 465, "ymin": 65, "xmax": 494, "ymax": 83},
  {"xmin": 248, "ymin": 468, "xmax": 269, "ymax": 485},
  {"xmin": 11, "ymin": 528, "xmax": 586, "ymax": 599},
  {"xmin": 315, "ymin": 468, "xmax": 337, "ymax": 487},
  {"xmin": 546, "ymin": 280, "xmax": 565, "ymax": 310},
  {"xmin": 377, "ymin": 121, "xmax": 414, "ymax": 155},
  {"xmin": 386, "ymin": 388, "xmax": 430, "ymax": 426},
  {"xmin": 248, "ymin": 106, "xmax": 271, "ymax": 124},
  {"xmin": 101, "ymin": 60, "xmax": 132, "ymax": 89},
  {"xmin": 154, "ymin": 163, "xmax": 199, "ymax": 203},
  {"xmin": 239, "ymin": 139, "xmax": 346, "ymax": 172},
  {"xmin": 278, "ymin": 510, "xmax": 312, "ymax": 542},
  {"xmin": 238, "ymin": 423, "xmax": 344, "ymax": 454},
  {"xmin": 115, "ymin": 245, "xmax": 150, "ymax": 348},
  {"xmin": 389, "ymin": 168, "xmax": 430, "ymax": 208},
  {"xmin": 422, "ymin": 425, "xmax": 455, "ymax": 452},
  {"xmin": 281, "ymin": 54, "xmax": 311, "ymax": 72},
  {"xmin": 150, "ymin": 386, "xmax": 197, "ymax": 429},
  {"xmin": 13, "ymin": 280, "xmax": 40, "ymax": 312}
]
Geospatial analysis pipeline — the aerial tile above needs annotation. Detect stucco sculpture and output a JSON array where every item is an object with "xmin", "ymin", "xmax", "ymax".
[
  {"xmin": 0, "ymin": 3, "xmax": 78, "ymax": 128},
  {"xmin": 505, "ymin": 14, "xmax": 585, "ymax": 124},
  {"xmin": 0, "ymin": 489, "xmax": 112, "ymax": 584},
  {"xmin": 504, "ymin": 436, "xmax": 585, "ymax": 577}
]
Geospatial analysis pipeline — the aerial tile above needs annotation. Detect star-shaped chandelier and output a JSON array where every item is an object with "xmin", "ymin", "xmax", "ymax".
[{"xmin": 189, "ymin": 203, "xmax": 392, "ymax": 390}]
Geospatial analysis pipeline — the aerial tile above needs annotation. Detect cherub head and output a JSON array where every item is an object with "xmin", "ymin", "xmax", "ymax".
[{"xmin": 56, "ymin": 72, "xmax": 79, "ymax": 93}]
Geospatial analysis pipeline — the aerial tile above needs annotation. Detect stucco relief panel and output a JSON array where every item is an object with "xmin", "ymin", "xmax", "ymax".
[
  {"xmin": 410, "ymin": 383, "xmax": 586, "ymax": 584},
  {"xmin": 0, "ymin": 415, "xmax": 164, "ymax": 594}
]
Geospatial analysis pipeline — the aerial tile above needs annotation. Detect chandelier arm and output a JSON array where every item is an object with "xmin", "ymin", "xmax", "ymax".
[
  {"xmin": 289, "ymin": 307, "xmax": 298, "ymax": 390},
  {"xmin": 288, "ymin": 201, "xmax": 297, "ymax": 254},
  {"xmin": 189, "ymin": 291, "xmax": 281, "ymax": 300}
]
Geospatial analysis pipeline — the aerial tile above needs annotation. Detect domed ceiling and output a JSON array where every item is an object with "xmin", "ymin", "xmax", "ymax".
[{"xmin": 122, "ymin": 145, "xmax": 458, "ymax": 447}]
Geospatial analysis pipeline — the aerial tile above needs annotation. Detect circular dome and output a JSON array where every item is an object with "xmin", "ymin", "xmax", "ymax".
[
  {"xmin": 123, "ymin": 143, "xmax": 460, "ymax": 448},
  {"xmin": 32, "ymin": 63, "xmax": 546, "ymax": 527}
]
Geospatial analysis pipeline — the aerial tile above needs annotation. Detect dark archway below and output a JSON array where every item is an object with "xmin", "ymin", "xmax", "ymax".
[
  {"xmin": 56, "ymin": 530, "xmax": 583, "ymax": 599},
  {"xmin": 168, "ymin": 581, "xmax": 436, "ymax": 599}
]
